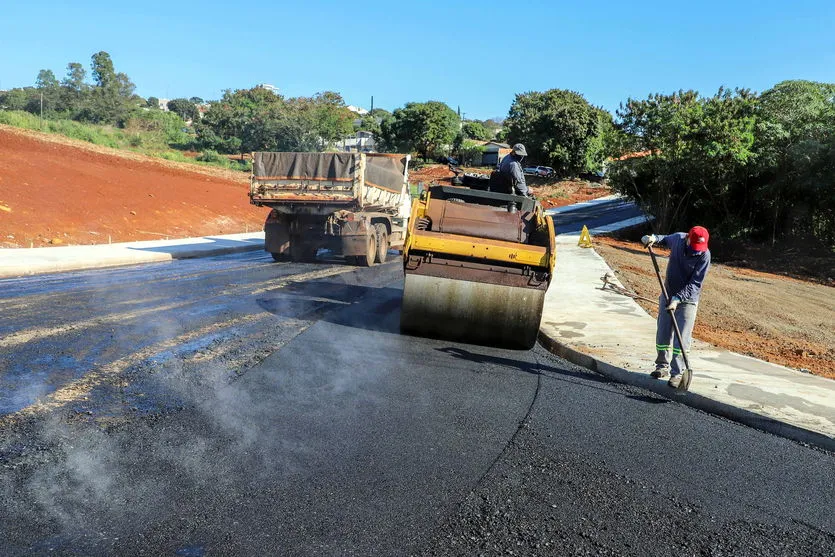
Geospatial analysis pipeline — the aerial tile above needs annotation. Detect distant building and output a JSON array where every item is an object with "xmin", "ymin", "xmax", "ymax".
[
  {"xmin": 482, "ymin": 141, "xmax": 511, "ymax": 166},
  {"xmin": 257, "ymin": 83, "xmax": 279, "ymax": 93},
  {"xmin": 158, "ymin": 98, "xmax": 170, "ymax": 111},
  {"xmin": 334, "ymin": 130, "xmax": 376, "ymax": 153},
  {"xmin": 346, "ymin": 105, "xmax": 369, "ymax": 116}
]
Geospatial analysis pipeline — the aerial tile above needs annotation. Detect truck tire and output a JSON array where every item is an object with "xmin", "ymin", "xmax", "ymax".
[
  {"xmin": 374, "ymin": 223, "xmax": 388, "ymax": 264},
  {"xmin": 356, "ymin": 232, "xmax": 377, "ymax": 267},
  {"xmin": 270, "ymin": 252, "xmax": 286, "ymax": 262}
]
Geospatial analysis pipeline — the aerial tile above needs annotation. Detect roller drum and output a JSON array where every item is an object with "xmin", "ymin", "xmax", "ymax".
[{"xmin": 400, "ymin": 274, "xmax": 545, "ymax": 349}]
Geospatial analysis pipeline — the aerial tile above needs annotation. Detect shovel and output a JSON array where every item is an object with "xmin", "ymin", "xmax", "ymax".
[{"xmin": 647, "ymin": 244, "xmax": 693, "ymax": 392}]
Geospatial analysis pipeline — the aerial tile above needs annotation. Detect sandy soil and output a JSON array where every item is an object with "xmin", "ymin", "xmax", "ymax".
[
  {"xmin": 2, "ymin": 128, "xmax": 830, "ymax": 378},
  {"xmin": 0, "ymin": 125, "xmax": 266, "ymax": 248},
  {"xmin": 593, "ymin": 237, "xmax": 835, "ymax": 379}
]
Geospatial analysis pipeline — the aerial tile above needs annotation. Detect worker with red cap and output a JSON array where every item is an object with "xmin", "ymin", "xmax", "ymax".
[{"xmin": 641, "ymin": 226, "xmax": 711, "ymax": 388}]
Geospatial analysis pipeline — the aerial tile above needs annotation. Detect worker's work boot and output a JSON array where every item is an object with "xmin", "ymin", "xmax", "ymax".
[
  {"xmin": 667, "ymin": 374, "xmax": 683, "ymax": 389},
  {"xmin": 650, "ymin": 365, "xmax": 669, "ymax": 379}
]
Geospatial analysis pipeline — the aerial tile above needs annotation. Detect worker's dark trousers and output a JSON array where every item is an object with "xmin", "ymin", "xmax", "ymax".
[{"xmin": 655, "ymin": 297, "xmax": 698, "ymax": 376}]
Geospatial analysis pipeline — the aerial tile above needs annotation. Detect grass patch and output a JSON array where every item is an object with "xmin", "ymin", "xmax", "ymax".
[{"xmin": 0, "ymin": 110, "xmax": 249, "ymax": 173}]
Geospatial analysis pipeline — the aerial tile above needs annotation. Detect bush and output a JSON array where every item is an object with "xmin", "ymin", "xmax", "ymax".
[
  {"xmin": 124, "ymin": 110, "xmax": 190, "ymax": 147},
  {"xmin": 196, "ymin": 149, "xmax": 224, "ymax": 163}
]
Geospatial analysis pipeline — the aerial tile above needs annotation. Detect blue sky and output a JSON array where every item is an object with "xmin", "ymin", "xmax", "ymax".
[{"xmin": 1, "ymin": 0, "xmax": 833, "ymax": 120}]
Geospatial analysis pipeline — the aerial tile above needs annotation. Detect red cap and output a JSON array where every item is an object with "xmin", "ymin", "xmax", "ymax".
[{"xmin": 688, "ymin": 226, "xmax": 709, "ymax": 252}]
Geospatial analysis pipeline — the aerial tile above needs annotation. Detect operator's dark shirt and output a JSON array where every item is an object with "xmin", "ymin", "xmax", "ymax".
[
  {"xmin": 497, "ymin": 155, "xmax": 528, "ymax": 195},
  {"xmin": 657, "ymin": 233, "xmax": 711, "ymax": 303}
]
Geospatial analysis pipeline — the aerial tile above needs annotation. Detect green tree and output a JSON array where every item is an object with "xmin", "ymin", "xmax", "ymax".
[
  {"xmin": 91, "ymin": 51, "xmax": 115, "ymax": 88},
  {"xmin": 195, "ymin": 87, "xmax": 320, "ymax": 155},
  {"xmin": 504, "ymin": 89, "xmax": 606, "ymax": 176},
  {"xmin": 60, "ymin": 62, "xmax": 88, "ymax": 116},
  {"xmin": 608, "ymin": 88, "xmax": 758, "ymax": 235},
  {"xmin": 84, "ymin": 51, "xmax": 135, "ymax": 124},
  {"xmin": 167, "ymin": 97, "xmax": 198, "ymax": 121},
  {"xmin": 755, "ymin": 80, "xmax": 835, "ymax": 245},
  {"xmin": 386, "ymin": 101, "xmax": 459, "ymax": 160},
  {"xmin": 30, "ymin": 69, "xmax": 61, "ymax": 116},
  {"xmin": 356, "ymin": 107, "xmax": 390, "ymax": 137},
  {"xmin": 309, "ymin": 91, "xmax": 355, "ymax": 149},
  {"xmin": 0, "ymin": 88, "xmax": 34, "ymax": 111},
  {"xmin": 62, "ymin": 62, "xmax": 86, "ymax": 91},
  {"xmin": 35, "ymin": 69, "xmax": 58, "ymax": 90},
  {"xmin": 462, "ymin": 120, "xmax": 490, "ymax": 140},
  {"xmin": 146, "ymin": 96, "xmax": 160, "ymax": 109}
]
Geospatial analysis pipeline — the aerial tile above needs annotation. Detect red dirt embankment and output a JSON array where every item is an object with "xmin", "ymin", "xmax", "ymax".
[{"xmin": 0, "ymin": 126, "xmax": 267, "ymax": 248}]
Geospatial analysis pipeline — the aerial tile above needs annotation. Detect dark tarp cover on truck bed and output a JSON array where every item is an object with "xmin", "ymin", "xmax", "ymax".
[
  {"xmin": 254, "ymin": 152, "xmax": 356, "ymax": 181},
  {"xmin": 365, "ymin": 154, "xmax": 408, "ymax": 193},
  {"xmin": 253, "ymin": 152, "xmax": 408, "ymax": 193}
]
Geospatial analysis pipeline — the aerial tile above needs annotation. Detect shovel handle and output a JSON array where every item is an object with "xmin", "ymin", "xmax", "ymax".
[{"xmin": 647, "ymin": 245, "xmax": 693, "ymax": 390}]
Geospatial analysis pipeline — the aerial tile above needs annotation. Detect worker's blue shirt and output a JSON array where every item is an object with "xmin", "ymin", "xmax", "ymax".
[
  {"xmin": 657, "ymin": 233, "xmax": 711, "ymax": 303},
  {"xmin": 498, "ymin": 155, "xmax": 528, "ymax": 195}
]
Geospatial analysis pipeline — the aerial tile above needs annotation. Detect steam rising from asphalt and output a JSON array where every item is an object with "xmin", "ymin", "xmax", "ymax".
[{"xmin": 1, "ymin": 260, "xmax": 410, "ymax": 551}]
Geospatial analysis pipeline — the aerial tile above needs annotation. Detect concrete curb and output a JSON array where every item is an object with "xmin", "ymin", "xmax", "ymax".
[
  {"xmin": 537, "ymin": 331, "xmax": 835, "ymax": 453},
  {"xmin": 0, "ymin": 235, "xmax": 265, "ymax": 279},
  {"xmin": 162, "ymin": 243, "xmax": 264, "ymax": 260}
]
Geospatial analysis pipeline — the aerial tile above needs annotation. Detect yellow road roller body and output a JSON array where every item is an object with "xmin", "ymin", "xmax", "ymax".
[{"xmin": 400, "ymin": 185, "xmax": 556, "ymax": 349}]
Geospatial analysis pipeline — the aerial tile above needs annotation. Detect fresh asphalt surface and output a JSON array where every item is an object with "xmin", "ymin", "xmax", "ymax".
[
  {"xmin": 550, "ymin": 197, "xmax": 645, "ymax": 234},
  {"xmin": 1, "ymin": 250, "xmax": 833, "ymax": 555}
]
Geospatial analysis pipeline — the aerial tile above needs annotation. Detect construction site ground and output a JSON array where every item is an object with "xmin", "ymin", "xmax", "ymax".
[
  {"xmin": 1, "ymin": 129, "xmax": 832, "ymax": 379},
  {"xmin": 593, "ymin": 237, "xmax": 834, "ymax": 380}
]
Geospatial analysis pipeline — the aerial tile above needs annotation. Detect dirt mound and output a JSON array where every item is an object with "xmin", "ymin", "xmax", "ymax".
[{"xmin": 0, "ymin": 126, "xmax": 267, "ymax": 248}]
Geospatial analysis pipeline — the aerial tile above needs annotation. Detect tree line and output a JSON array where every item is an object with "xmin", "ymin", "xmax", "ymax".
[
  {"xmin": 1, "ymin": 51, "xmax": 832, "ymax": 247},
  {"xmin": 606, "ymin": 82, "xmax": 835, "ymax": 248}
]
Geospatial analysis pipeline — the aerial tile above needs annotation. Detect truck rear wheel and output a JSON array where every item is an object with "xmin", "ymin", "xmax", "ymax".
[
  {"xmin": 356, "ymin": 232, "xmax": 377, "ymax": 267},
  {"xmin": 374, "ymin": 223, "xmax": 388, "ymax": 264}
]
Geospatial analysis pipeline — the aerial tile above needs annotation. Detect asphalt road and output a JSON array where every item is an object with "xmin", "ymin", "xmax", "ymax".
[
  {"xmin": 1, "ymin": 251, "xmax": 833, "ymax": 556},
  {"xmin": 549, "ymin": 197, "xmax": 646, "ymax": 235}
]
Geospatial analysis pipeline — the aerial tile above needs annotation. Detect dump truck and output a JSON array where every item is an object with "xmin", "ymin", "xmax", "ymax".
[
  {"xmin": 249, "ymin": 152, "xmax": 411, "ymax": 265},
  {"xmin": 400, "ymin": 185, "xmax": 556, "ymax": 349}
]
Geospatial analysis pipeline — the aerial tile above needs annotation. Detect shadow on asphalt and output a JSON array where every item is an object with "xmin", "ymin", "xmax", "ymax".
[
  {"xmin": 436, "ymin": 347, "xmax": 674, "ymax": 406},
  {"xmin": 437, "ymin": 346, "xmax": 609, "ymax": 384},
  {"xmin": 254, "ymin": 276, "xmax": 677, "ymax": 408},
  {"xmin": 255, "ymin": 277, "xmax": 403, "ymax": 334}
]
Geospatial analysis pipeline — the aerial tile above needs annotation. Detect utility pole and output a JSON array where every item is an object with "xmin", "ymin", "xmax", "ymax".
[
  {"xmin": 40, "ymin": 92, "xmax": 43, "ymax": 130},
  {"xmin": 370, "ymin": 95, "xmax": 374, "ymax": 113}
]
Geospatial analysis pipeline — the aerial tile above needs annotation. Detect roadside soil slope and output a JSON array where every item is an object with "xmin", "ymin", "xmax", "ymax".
[
  {"xmin": 2, "ymin": 128, "xmax": 830, "ymax": 378},
  {"xmin": 0, "ymin": 125, "xmax": 266, "ymax": 248}
]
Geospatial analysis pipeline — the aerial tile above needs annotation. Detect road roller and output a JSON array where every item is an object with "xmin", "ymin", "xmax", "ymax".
[{"xmin": 400, "ymin": 184, "xmax": 556, "ymax": 349}]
